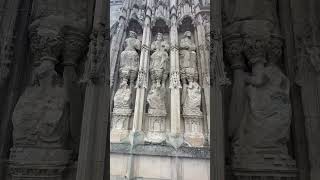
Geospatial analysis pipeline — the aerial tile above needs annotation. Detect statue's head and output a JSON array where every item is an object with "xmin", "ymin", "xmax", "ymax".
[
  {"xmin": 129, "ymin": 31, "xmax": 137, "ymax": 38},
  {"xmin": 156, "ymin": 33, "xmax": 163, "ymax": 41},
  {"xmin": 184, "ymin": 31, "xmax": 192, "ymax": 38},
  {"xmin": 35, "ymin": 59, "xmax": 56, "ymax": 79}
]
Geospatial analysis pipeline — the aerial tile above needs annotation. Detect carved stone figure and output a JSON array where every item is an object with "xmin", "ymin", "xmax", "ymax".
[
  {"xmin": 113, "ymin": 83, "xmax": 132, "ymax": 111},
  {"xmin": 12, "ymin": 59, "xmax": 68, "ymax": 148},
  {"xmin": 179, "ymin": 31, "xmax": 197, "ymax": 85},
  {"xmin": 147, "ymin": 85, "xmax": 166, "ymax": 115},
  {"xmin": 120, "ymin": 31, "xmax": 141, "ymax": 87},
  {"xmin": 150, "ymin": 32, "xmax": 169, "ymax": 88},
  {"xmin": 296, "ymin": 44, "xmax": 320, "ymax": 180},
  {"xmin": 233, "ymin": 38, "xmax": 294, "ymax": 170},
  {"xmin": 183, "ymin": 81, "xmax": 202, "ymax": 116}
]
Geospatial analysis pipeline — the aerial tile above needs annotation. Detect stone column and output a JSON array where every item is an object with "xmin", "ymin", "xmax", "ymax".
[
  {"xmin": 0, "ymin": 0, "xmax": 20, "ymax": 178},
  {"xmin": 212, "ymin": 0, "xmax": 229, "ymax": 179},
  {"xmin": 167, "ymin": 0, "xmax": 183, "ymax": 148},
  {"xmin": 130, "ymin": 0, "xmax": 152, "ymax": 144},
  {"xmin": 193, "ymin": 0, "xmax": 210, "ymax": 144},
  {"xmin": 76, "ymin": 0, "xmax": 109, "ymax": 179},
  {"xmin": 110, "ymin": 0, "xmax": 131, "ymax": 89}
]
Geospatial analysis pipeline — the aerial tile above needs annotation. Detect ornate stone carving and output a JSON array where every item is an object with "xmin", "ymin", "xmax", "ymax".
[
  {"xmin": 119, "ymin": 31, "xmax": 141, "ymax": 87},
  {"xmin": 135, "ymin": 69, "xmax": 148, "ymax": 88},
  {"xmin": 232, "ymin": 36, "xmax": 295, "ymax": 170},
  {"xmin": 182, "ymin": 81, "xmax": 202, "ymax": 116},
  {"xmin": 113, "ymin": 83, "xmax": 132, "ymax": 112},
  {"xmin": 169, "ymin": 71, "xmax": 182, "ymax": 89},
  {"xmin": 147, "ymin": 85, "xmax": 166, "ymax": 115},
  {"xmin": 179, "ymin": 31, "xmax": 198, "ymax": 84},
  {"xmin": 150, "ymin": 32, "xmax": 169, "ymax": 88},
  {"xmin": 12, "ymin": 59, "xmax": 67, "ymax": 148}
]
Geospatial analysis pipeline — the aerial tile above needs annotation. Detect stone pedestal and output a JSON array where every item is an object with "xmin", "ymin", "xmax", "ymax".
[
  {"xmin": 145, "ymin": 113, "xmax": 167, "ymax": 144},
  {"xmin": 232, "ymin": 151, "xmax": 297, "ymax": 180},
  {"xmin": 110, "ymin": 109, "xmax": 132, "ymax": 143},
  {"xmin": 183, "ymin": 114, "xmax": 205, "ymax": 147},
  {"xmin": 233, "ymin": 168, "xmax": 297, "ymax": 180},
  {"xmin": 9, "ymin": 147, "xmax": 71, "ymax": 180}
]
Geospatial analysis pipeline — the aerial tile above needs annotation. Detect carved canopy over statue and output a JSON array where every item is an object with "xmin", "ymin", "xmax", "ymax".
[
  {"xmin": 223, "ymin": 0, "xmax": 280, "ymax": 36},
  {"xmin": 120, "ymin": 31, "xmax": 141, "ymax": 87},
  {"xmin": 150, "ymin": 32, "xmax": 169, "ymax": 88}
]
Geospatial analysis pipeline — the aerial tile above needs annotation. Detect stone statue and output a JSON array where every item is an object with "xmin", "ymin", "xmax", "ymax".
[
  {"xmin": 182, "ymin": 81, "xmax": 202, "ymax": 116},
  {"xmin": 120, "ymin": 31, "xmax": 141, "ymax": 88},
  {"xmin": 113, "ymin": 82, "xmax": 132, "ymax": 111},
  {"xmin": 179, "ymin": 31, "xmax": 198, "ymax": 85},
  {"xmin": 233, "ymin": 37, "xmax": 294, "ymax": 169},
  {"xmin": 296, "ymin": 44, "xmax": 320, "ymax": 180},
  {"xmin": 12, "ymin": 59, "xmax": 68, "ymax": 148},
  {"xmin": 150, "ymin": 32, "xmax": 169, "ymax": 88},
  {"xmin": 147, "ymin": 85, "xmax": 166, "ymax": 115}
]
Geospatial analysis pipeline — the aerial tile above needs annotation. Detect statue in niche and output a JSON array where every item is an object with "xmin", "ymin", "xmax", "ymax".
[
  {"xmin": 12, "ymin": 59, "xmax": 68, "ymax": 148},
  {"xmin": 113, "ymin": 82, "xmax": 132, "ymax": 110},
  {"xmin": 119, "ymin": 31, "xmax": 141, "ymax": 88},
  {"xmin": 182, "ymin": 80, "xmax": 202, "ymax": 116},
  {"xmin": 150, "ymin": 32, "xmax": 169, "ymax": 88},
  {"xmin": 233, "ymin": 38, "xmax": 293, "ymax": 168},
  {"xmin": 147, "ymin": 84, "xmax": 166, "ymax": 115},
  {"xmin": 179, "ymin": 31, "xmax": 197, "ymax": 86}
]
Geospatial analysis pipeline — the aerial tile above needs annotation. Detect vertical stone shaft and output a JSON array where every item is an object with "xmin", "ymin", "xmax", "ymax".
[
  {"xmin": 110, "ymin": 0, "xmax": 130, "ymax": 88},
  {"xmin": 169, "ymin": 0, "xmax": 181, "ymax": 134},
  {"xmin": 212, "ymin": 0, "xmax": 227, "ymax": 179},
  {"xmin": 279, "ymin": 0, "xmax": 309, "ymax": 180},
  {"xmin": 131, "ymin": 0, "xmax": 152, "ymax": 132},
  {"xmin": 76, "ymin": 0, "xmax": 108, "ymax": 179},
  {"xmin": 278, "ymin": 1, "xmax": 310, "ymax": 180},
  {"xmin": 194, "ymin": 1, "xmax": 210, "ymax": 136}
]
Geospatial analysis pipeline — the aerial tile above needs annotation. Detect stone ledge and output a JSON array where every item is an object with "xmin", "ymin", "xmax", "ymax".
[{"xmin": 110, "ymin": 143, "xmax": 210, "ymax": 159}]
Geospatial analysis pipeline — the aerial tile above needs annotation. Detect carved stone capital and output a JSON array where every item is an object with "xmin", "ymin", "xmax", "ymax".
[
  {"xmin": 62, "ymin": 28, "xmax": 88, "ymax": 66},
  {"xmin": 224, "ymin": 36, "xmax": 245, "ymax": 69},
  {"xmin": 169, "ymin": 71, "xmax": 182, "ymax": 89},
  {"xmin": 243, "ymin": 36, "xmax": 268, "ymax": 65},
  {"xmin": 29, "ymin": 22, "xmax": 63, "ymax": 65},
  {"xmin": 267, "ymin": 35, "xmax": 284, "ymax": 62},
  {"xmin": 136, "ymin": 69, "xmax": 148, "ymax": 88}
]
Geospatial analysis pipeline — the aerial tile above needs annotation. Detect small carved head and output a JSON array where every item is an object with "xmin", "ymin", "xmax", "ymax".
[
  {"xmin": 129, "ymin": 31, "xmax": 137, "ymax": 38},
  {"xmin": 35, "ymin": 59, "xmax": 56, "ymax": 79},
  {"xmin": 156, "ymin": 33, "xmax": 163, "ymax": 41},
  {"xmin": 184, "ymin": 31, "xmax": 192, "ymax": 38}
]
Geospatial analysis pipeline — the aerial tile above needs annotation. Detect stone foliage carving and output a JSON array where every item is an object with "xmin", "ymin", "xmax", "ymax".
[
  {"xmin": 12, "ymin": 59, "xmax": 68, "ymax": 148},
  {"xmin": 120, "ymin": 31, "xmax": 141, "ymax": 87},
  {"xmin": 150, "ymin": 32, "xmax": 169, "ymax": 88}
]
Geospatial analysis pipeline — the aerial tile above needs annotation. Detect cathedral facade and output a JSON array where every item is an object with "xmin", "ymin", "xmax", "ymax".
[{"xmin": 0, "ymin": 0, "xmax": 319, "ymax": 180}]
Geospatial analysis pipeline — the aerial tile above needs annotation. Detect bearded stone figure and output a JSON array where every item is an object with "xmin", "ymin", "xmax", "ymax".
[
  {"xmin": 119, "ymin": 31, "xmax": 141, "ymax": 87},
  {"xmin": 233, "ymin": 37, "xmax": 295, "ymax": 169},
  {"xmin": 150, "ymin": 32, "xmax": 169, "ymax": 88},
  {"xmin": 179, "ymin": 31, "xmax": 197, "ymax": 85},
  {"xmin": 147, "ymin": 85, "xmax": 166, "ymax": 115},
  {"xmin": 12, "ymin": 59, "xmax": 68, "ymax": 148}
]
